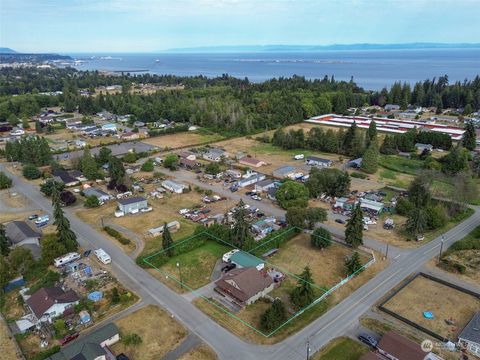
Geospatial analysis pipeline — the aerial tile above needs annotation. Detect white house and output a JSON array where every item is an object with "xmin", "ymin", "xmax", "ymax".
[
  {"xmin": 203, "ymin": 148, "xmax": 227, "ymax": 162},
  {"xmin": 117, "ymin": 196, "xmax": 148, "ymax": 214},
  {"xmin": 458, "ymin": 312, "xmax": 480, "ymax": 357},
  {"xmin": 83, "ymin": 187, "xmax": 112, "ymax": 203},
  {"xmin": 162, "ymin": 179, "xmax": 187, "ymax": 194},
  {"xmin": 305, "ymin": 156, "xmax": 332, "ymax": 168},
  {"xmin": 26, "ymin": 287, "xmax": 79, "ymax": 323}
]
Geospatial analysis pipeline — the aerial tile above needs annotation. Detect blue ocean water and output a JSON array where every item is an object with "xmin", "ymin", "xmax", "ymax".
[{"xmin": 69, "ymin": 49, "xmax": 480, "ymax": 90}]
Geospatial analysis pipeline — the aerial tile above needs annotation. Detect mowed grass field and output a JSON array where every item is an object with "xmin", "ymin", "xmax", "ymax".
[
  {"xmin": 383, "ymin": 275, "xmax": 480, "ymax": 339},
  {"xmin": 156, "ymin": 240, "xmax": 232, "ymax": 292},
  {"xmin": 143, "ymin": 130, "xmax": 225, "ymax": 149},
  {"xmin": 313, "ymin": 337, "xmax": 368, "ymax": 360},
  {"xmin": 112, "ymin": 305, "xmax": 187, "ymax": 360}
]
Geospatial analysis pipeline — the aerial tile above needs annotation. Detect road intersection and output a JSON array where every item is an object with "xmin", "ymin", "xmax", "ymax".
[{"xmin": 2, "ymin": 163, "xmax": 479, "ymax": 360}]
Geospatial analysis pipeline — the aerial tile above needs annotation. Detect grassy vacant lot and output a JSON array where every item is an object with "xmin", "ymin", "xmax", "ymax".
[
  {"xmin": 0, "ymin": 190, "xmax": 31, "ymax": 209},
  {"xmin": 179, "ymin": 344, "xmax": 218, "ymax": 360},
  {"xmin": 313, "ymin": 337, "xmax": 368, "ymax": 360},
  {"xmin": 265, "ymin": 233, "xmax": 371, "ymax": 289},
  {"xmin": 383, "ymin": 275, "xmax": 480, "ymax": 339},
  {"xmin": 213, "ymin": 136, "xmax": 341, "ymax": 176},
  {"xmin": 112, "ymin": 305, "xmax": 187, "ymax": 360},
  {"xmin": 143, "ymin": 130, "xmax": 225, "ymax": 149},
  {"xmin": 155, "ymin": 240, "xmax": 232, "ymax": 293},
  {"xmin": 0, "ymin": 316, "xmax": 22, "ymax": 360}
]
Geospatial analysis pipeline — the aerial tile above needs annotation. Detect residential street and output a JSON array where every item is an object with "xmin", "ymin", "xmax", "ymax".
[{"xmin": 2, "ymin": 162, "xmax": 479, "ymax": 360}]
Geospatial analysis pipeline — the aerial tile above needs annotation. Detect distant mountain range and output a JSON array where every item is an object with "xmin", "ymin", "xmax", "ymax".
[
  {"xmin": 163, "ymin": 43, "xmax": 480, "ymax": 53},
  {"xmin": 0, "ymin": 47, "xmax": 18, "ymax": 54}
]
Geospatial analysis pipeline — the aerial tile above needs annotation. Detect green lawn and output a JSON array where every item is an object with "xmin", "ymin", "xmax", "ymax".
[
  {"xmin": 314, "ymin": 337, "xmax": 368, "ymax": 360},
  {"xmin": 378, "ymin": 155, "xmax": 424, "ymax": 175},
  {"xmin": 160, "ymin": 240, "xmax": 232, "ymax": 289}
]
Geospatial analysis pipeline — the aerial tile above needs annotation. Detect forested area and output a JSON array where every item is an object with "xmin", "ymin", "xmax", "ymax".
[{"xmin": 1, "ymin": 68, "xmax": 479, "ymax": 136}]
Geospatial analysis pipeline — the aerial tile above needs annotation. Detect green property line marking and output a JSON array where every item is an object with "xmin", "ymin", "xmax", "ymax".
[{"xmin": 142, "ymin": 230, "xmax": 376, "ymax": 337}]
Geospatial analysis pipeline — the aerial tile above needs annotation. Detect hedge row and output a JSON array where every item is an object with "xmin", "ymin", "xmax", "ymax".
[{"xmin": 103, "ymin": 226, "xmax": 131, "ymax": 245}]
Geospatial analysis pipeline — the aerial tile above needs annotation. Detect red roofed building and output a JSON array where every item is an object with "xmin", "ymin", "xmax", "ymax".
[{"xmin": 238, "ymin": 156, "xmax": 267, "ymax": 168}]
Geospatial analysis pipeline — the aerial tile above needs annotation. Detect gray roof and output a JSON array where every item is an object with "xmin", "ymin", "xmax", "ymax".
[
  {"xmin": 459, "ymin": 312, "xmax": 480, "ymax": 344},
  {"xmin": 306, "ymin": 156, "xmax": 332, "ymax": 163},
  {"xmin": 54, "ymin": 142, "xmax": 157, "ymax": 161},
  {"xmin": 20, "ymin": 243, "xmax": 42, "ymax": 260},
  {"xmin": 256, "ymin": 179, "xmax": 275, "ymax": 187},
  {"xmin": 84, "ymin": 187, "xmax": 109, "ymax": 198},
  {"xmin": 46, "ymin": 323, "xmax": 119, "ymax": 360},
  {"xmin": 5, "ymin": 221, "xmax": 42, "ymax": 244},
  {"xmin": 117, "ymin": 196, "xmax": 147, "ymax": 205}
]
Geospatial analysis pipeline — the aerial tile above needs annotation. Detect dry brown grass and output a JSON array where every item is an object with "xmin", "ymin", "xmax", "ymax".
[
  {"xmin": 383, "ymin": 276, "xmax": 480, "ymax": 339},
  {"xmin": 112, "ymin": 305, "xmax": 187, "ymax": 360},
  {"xmin": 0, "ymin": 317, "xmax": 22, "ymax": 360},
  {"xmin": 0, "ymin": 210, "xmax": 36, "ymax": 224},
  {"xmin": 0, "ymin": 190, "xmax": 30, "ymax": 208},
  {"xmin": 179, "ymin": 344, "xmax": 218, "ymax": 360},
  {"xmin": 143, "ymin": 132, "xmax": 224, "ymax": 149},
  {"xmin": 427, "ymin": 257, "xmax": 480, "ymax": 289}
]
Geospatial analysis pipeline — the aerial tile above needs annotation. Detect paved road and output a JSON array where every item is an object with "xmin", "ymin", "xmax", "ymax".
[{"xmin": 2, "ymin": 163, "xmax": 479, "ymax": 360}]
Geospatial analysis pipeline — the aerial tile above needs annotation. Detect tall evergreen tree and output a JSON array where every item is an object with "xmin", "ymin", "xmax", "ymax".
[
  {"xmin": 366, "ymin": 121, "xmax": 378, "ymax": 148},
  {"xmin": 462, "ymin": 121, "xmax": 477, "ymax": 151},
  {"xmin": 80, "ymin": 148, "xmax": 98, "ymax": 180},
  {"xmin": 345, "ymin": 204, "xmax": 363, "ymax": 248},
  {"xmin": 162, "ymin": 223, "xmax": 174, "ymax": 257},
  {"xmin": 345, "ymin": 251, "xmax": 363, "ymax": 275},
  {"xmin": 51, "ymin": 187, "xmax": 77, "ymax": 251},
  {"xmin": 0, "ymin": 224, "xmax": 10, "ymax": 256},
  {"xmin": 108, "ymin": 156, "xmax": 126, "ymax": 186},
  {"xmin": 405, "ymin": 207, "xmax": 428, "ymax": 237},
  {"xmin": 290, "ymin": 266, "xmax": 315, "ymax": 309},
  {"xmin": 361, "ymin": 143, "xmax": 379, "ymax": 174},
  {"xmin": 231, "ymin": 199, "xmax": 251, "ymax": 248}
]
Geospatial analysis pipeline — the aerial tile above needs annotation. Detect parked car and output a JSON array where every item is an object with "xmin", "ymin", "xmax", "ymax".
[
  {"xmin": 221, "ymin": 263, "xmax": 236, "ymax": 272},
  {"xmin": 140, "ymin": 206, "xmax": 153, "ymax": 213},
  {"xmin": 335, "ymin": 218, "xmax": 346, "ymax": 224},
  {"xmin": 251, "ymin": 195, "xmax": 262, "ymax": 201},
  {"xmin": 28, "ymin": 214, "xmax": 39, "ymax": 220},
  {"xmin": 358, "ymin": 333, "xmax": 378, "ymax": 348},
  {"xmin": 59, "ymin": 333, "xmax": 79, "ymax": 346},
  {"xmin": 294, "ymin": 154, "xmax": 304, "ymax": 160}
]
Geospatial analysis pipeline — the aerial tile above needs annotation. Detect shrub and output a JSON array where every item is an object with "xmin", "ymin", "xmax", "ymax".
[
  {"xmin": 453, "ymin": 263, "xmax": 466, "ymax": 274},
  {"xmin": 122, "ymin": 152, "xmax": 137, "ymax": 163},
  {"xmin": 350, "ymin": 171, "xmax": 367, "ymax": 179},
  {"xmin": 84, "ymin": 195, "xmax": 100, "ymax": 208},
  {"xmin": 311, "ymin": 227, "xmax": 332, "ymax": 249},
  {"xmin": 40, "ymin": 179, "xmax": 65, "ymax": 196},
  {"xmin": 426, "ymin": 204, "xmax": 448, "ymax": 230},
  {"xmin": 395, "ymin": 197, "xmax": 414, "ymax": 216},
  {"xmin": 22, "ymin": 164, "xmax": 41, "ymax": 179},
  {"xmin": 122, "ymin": 332, "xmax": 143, "ymax": 347},
  {"xmin": 0, "ymin": 171, "xmax": 12, "ymax": 189},
  {"xmin": 141, "ymin": 159, "xmax": 154, "ymax": 172},
  {"xmin": 110, "ymin": 287, "xmax": 120, "ymax": 304},
  {"xmin": 103, "ymin": 226, "xmax": 131, "ymax": 245}
]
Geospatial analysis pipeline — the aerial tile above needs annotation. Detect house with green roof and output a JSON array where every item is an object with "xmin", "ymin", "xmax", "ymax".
[
  {"xmin": 229, "ymin": 250, "xmax": 265, "ymax": 271},
  {"xmin": 46, "ymin": 323, "xmax": 120, "ymax": 360}
]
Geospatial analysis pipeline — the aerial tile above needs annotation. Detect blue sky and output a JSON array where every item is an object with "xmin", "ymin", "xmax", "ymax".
[{"xmin": 1, "ymin": 0, "xmax": 479, "ymax": 53}]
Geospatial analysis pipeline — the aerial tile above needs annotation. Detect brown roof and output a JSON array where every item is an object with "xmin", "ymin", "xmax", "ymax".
[
  {"xmin": 179, "ymin": 158, "xmax": 198, "ymax": 167},
  {"xmin": 178, "ymin": 151, "xmax": 195, "ymax": 158},
  {"xmin": 377, "ymin": 332, "xmax": 426, "ymax": 360},
  {"xmin": 26, "ymin": 287, "xmax": 79, "ymax": 318},
  {"xmin": 239, "ymin": 156, "xmax": 264, "ymax": 166},
  {"xmin": 215, "ymin": 268, "xmax": 273, "ymax": 303}
]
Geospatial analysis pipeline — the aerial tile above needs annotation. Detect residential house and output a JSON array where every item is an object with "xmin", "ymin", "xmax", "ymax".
[
  {"xmin": 101, "ymin": 123, "xmax": 117, "ymax": 133},
  {"xmin": 238, "ymin": 156, "xmax": 267, "ymax": 168},
  {"xmin": 272, "ymin": 165, "xmax": 296, "ymax": 179},
  {"xmin": 73, "ymin": 139, "xmax": 87, "ymax": 148},
  {"xmin": 251, "ymin": 219, "xmax": 277, "ymax": 237},
  {"xmin": 237, "ymin": 173, "xmax": 266, "ymax": 188},
  {"xmin": 255, "ymin": 179, "xmax": 277, "ymax": 193},
  {"xmin": 26, "ymin": 287, "xmax": 79, "ymax": 323},
  {"xmin": 133, "ymin": 121, "xmax": 145, "ymax": 128},
  {"xmin": 334, "ymin": 197, "xmax": 356, "ymax": 210},
  {"xmin": 178, "ymin": 151, "xmax": 197, "ymax": 161},
  {"xmin": 147, "ymin": 221, "xmax": 181, "ymax": 237},
  {"xmin": 96, "ymin": 110, "xmax": 115, "ymax": 121},
  {"xmin": 266, "ymin": 187, "xmax": 277, "ymax": 201},
  {"xmin": 120, "ymin": 131, "xmax": 140, "ymax": 141},
  {"xmin": 52, "ymin": 169, "xmax": 84, "ymax": 187},
  {"xmin": 117, "ymin": 196, "xmax": 148, "ymax": 214},
  {"xmin": 203, "ymin": 148, "xmax": 227, "ymax": 162},
  {"xmin": 162, "ymin": 179, "xmax": 187, "ymax": 194},
  {"xmin": 5, "ymin": 221, "xmax": 42, "ymax": 259},
  {"xmin": 376, "ymin": 331, "xmax": 442, "ymax": 360},
  {"xmin": 348, "ymin": 158, "xmax": 363, "ymax": 169},
  {"xmin": 179, "ymin": 158, "xmax": 200, "ymax": 169},
  {"xmin": 215, "ymin": 268, "xmax": 274, "ymax": 307},
  {"xmin": 415, "ymin": 143, "xmax": 433, "ymax": 152},
  {"xmin": 225, "ymin": 169, "xmax": 242, "ymax": 179},
  {"xmin": 458, "ymin": 312, "xmax": 480, "ymax": 357},
  {"xmin": 83, "ymin": 187, "xmax": 112, "ymax": 203},
  {"xmin": 385, "ymin": 104, "xmax": 401, "ymax": 111},
  {"xmin": 305, "ymin": 156, "xmax": 332, "ymax": 168},
  {"xmin": 46, "ymin": 323, "xmax": 120, "ymax": 360},
  {"xmin": 229, "ymin": 250, "xmax": 265, "ymax": 271}
]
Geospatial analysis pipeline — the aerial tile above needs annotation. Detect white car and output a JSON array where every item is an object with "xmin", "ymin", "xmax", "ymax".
[
  {"xmin": 294, "ymin": 154, "xmax": 304, "ymax": 160},
  {"xmin": 94, "ymin": 248, "xmax": 111, "ymax": 264},
  {"xmin": 141, "ymin": 206, "xmax": 153, "ymax": 213},
  {"xmin": 114, "ymin": 210, "xmax": 125, "ymax": 218},
  {"xmin": 179, "ymin": 209, "xmax": 190, "ymax": 215}
]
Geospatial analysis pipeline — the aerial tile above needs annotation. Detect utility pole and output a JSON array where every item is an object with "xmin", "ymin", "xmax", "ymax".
[
  {"xmin": 177, "ymin": 262, "xmax": 183, "ymax": 288},
  {"xmin": 385, "ymin": 243, "xmax": 389, "ymax": 260},
  {"xmin": 438, "ymin": 235, "xmax": 445, "ymax": 264}
]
